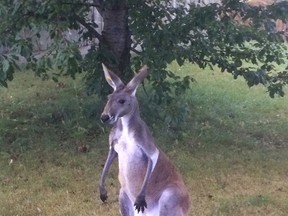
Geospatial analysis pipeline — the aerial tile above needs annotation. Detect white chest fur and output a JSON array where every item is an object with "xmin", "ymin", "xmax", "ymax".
[
  {"xmin": 113, "ymin": 118, "xmax": 140, "ymax": 155},
  {"xmin": 114, "ymin": 128, "xmax": 136, "ymax": 153},
  {"xmin": 112, "ymin": 118, "xmax": 159, "ymax": 188}
]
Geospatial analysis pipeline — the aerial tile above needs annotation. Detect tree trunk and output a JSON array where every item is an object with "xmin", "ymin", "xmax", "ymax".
[{"xmin": 100, "ymin": 1, "xmax": 131, "ymax": 79}]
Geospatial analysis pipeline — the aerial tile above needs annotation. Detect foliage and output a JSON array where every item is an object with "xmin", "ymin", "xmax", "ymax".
[
  {"xmin": 130, "ymin": 0, "xmax": 288, "ymax": 98},
  {"xmin": 0, "ymin": 0, "xmax": 288, "ymax": 100}
]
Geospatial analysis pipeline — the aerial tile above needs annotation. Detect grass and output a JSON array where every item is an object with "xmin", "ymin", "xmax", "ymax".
[{"xmin": 0, "ymin": 65, "xmax": 288, "ymax": 216}]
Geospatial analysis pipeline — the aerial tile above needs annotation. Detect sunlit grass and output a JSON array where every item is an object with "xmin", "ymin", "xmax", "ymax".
[{"xmin": 0, "ymin": 65, "xmax": 288, "ymax": 215}]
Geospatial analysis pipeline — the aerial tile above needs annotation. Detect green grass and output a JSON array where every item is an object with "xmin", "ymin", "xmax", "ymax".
[{"xmin": 1, "ymin": 65, "xmax": 288, "ymax": 216}]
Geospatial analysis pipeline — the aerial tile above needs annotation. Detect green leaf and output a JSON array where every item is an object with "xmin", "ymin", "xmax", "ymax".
[
  {"xmin": 2, "ymin": 59, "xmax": 10, "ymax": 72},
  {"xmin": 52, "ymin": 77, "xmax": 58, "ymax": 82},
  {"xmin": 235, "ymin": 59, "xmax": 242, "ymax": 67},
  {"xmin": 0, "ymin": 80, "xmax": 8, "ymax": 88}
]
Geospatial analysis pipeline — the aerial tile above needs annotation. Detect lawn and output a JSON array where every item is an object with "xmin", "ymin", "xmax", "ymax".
[{"xmin": 0, "ymin": 64, "xmax": 288, "ymax": 216}]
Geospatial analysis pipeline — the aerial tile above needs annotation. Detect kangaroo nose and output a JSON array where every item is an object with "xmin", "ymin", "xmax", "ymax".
[{"xmin": 100, "ymin": 114, "xmax": 110, "ymax": 123}]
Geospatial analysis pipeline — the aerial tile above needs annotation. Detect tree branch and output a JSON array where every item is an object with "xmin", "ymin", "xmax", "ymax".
[
  {"xmin": 74, "ymin": 14, "xmax": 103, "ymax": 42},
  {"xmin": 93, "ymin": 0, "xmax": 104, "ymax": 16},
  {"xmin": 131, "ymin": 47, "xmax": 142, "ymax": 55},
  {"xmin": 60, "ymin": 0, "xmax": 104, "ymax": 16},
  {"xmin": 60, "ymin": 1, "xmax": 101, "ymax": 8}
]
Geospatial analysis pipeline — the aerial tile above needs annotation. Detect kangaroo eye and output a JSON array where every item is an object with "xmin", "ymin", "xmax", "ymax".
[{"xmin": 118, "ymin": 99, "xmax": 126, "ymax": 104}]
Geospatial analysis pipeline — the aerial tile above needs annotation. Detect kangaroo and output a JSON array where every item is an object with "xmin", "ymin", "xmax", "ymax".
[{"xmin": 99, "ymin": 64, "xmax": 191, "ymax": 216}]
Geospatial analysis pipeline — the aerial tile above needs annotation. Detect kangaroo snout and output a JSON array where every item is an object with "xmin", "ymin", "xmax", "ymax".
[{"xmin": 100, "ymin": 114, "xmax": 110, "ymax": 123}]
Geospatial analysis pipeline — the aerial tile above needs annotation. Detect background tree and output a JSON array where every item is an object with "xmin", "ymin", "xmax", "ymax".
[{"xmin": 0, "ymin": 0, "xmax": 287, "ymax": 99}]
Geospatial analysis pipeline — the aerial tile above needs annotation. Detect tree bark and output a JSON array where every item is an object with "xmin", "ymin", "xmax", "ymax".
[{"xmin": 100, "ymin": 1, "xmax": 131, "ymax": 78}]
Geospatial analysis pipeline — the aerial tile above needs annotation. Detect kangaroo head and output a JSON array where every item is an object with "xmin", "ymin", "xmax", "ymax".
[{"xmin": 100, "ymin": 64, "xmax": 149, "ymax": 124}]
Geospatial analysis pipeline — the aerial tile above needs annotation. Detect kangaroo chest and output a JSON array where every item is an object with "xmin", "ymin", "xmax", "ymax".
[
  {"xmin": 113, "ymin": 128, "xmax": 146, "ymax": 162},
  {"xmin": 113, "ymin": 128, "xmax": 148, "ymax": 188}
]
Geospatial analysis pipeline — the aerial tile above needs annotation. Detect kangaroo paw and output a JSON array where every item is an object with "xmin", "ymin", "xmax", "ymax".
[{"xmin": 134, "ymin": 195, "xmax": 147, "ymax": 213}]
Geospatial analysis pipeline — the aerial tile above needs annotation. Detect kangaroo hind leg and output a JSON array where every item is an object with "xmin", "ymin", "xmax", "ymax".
[
  {"xmin": 159, "ymin": 188, "xmax": 188, "ymax": 216},
  {"xmin": 119, "ymin": 188, "xmax": 134, "ymax": 216}
]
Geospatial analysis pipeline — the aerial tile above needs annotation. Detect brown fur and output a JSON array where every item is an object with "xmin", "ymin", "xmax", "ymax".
[{"xmin": 99, "ymin": 64, "xmax": 191, "ymax": 215}]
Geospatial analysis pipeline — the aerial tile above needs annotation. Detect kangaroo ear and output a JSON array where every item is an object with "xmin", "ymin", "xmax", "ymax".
[
  {"xmin": 126, "ymin": 65, "xmax": 149, "ymax": 96},
  {"xmin": 102, "ymin": 64, "xmax": 125, "ymax": 91}
]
